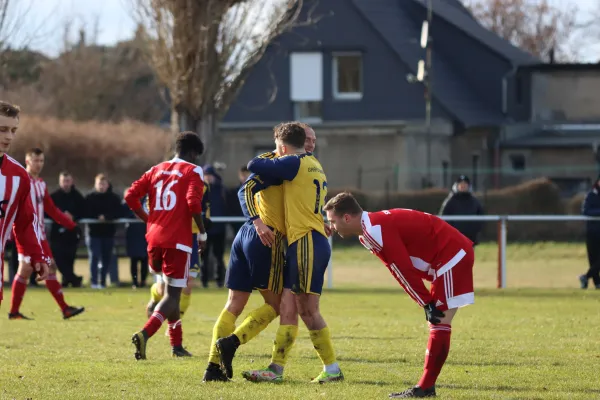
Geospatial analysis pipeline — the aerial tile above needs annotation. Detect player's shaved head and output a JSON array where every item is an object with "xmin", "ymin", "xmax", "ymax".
[
  {"xmin": 273, "ymin": 122, "xmax": 306, "ymax": 149},
  {"xmin": 324, "ymin": 192, "xmax": 363, "ymax": 217},
  {"xmin": 26, "ymin": 147, "xmax": 43, "ymax": 159},
  {"xmin": 0, "ymin": 101, "xmax": 20, "ymax": 119},
  {"xmin": 175, "ymin": 131, "xmax": 204, "ymax": 159}
]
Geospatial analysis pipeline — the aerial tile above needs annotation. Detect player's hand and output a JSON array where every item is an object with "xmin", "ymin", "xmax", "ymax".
[
  {"xmin": 198, "ymin": 239, "xmax": 207, "ymax": 253},
  {"xmin": 424, "ymin": 302, "xmax": 445, "ymax": 325},
  {"xmin": 71, "ymin": 225, "xmax": 82, "ymax": 240},
  {"xmin": 253, "ymin": 218, "xmax": 275, "ymax": 247},
  {"xmin": 33, "ymin": 262, "xmax": 50, "ymax": 281},
  {"xmin": 324, "ymin": 222, "xmax": 333, "ymax": 237}
]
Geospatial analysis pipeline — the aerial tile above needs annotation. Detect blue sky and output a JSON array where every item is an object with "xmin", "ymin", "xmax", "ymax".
[{"xmin": 13, "ymin": 0, "xmax": 600, "ymax": 61}]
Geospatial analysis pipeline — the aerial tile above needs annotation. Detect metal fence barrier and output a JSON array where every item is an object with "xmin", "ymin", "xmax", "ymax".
[{"xmin": 48, "ymin": 215, "xmax": 600, "ymax": 289}]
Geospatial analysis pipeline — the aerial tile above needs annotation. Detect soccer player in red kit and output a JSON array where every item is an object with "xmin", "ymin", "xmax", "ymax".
[
  {"xmin": 0, "ymin": 101, "xmax": 49, "ymax": 306},
  {"xmin": 324, "ymin": 192, "xmax": 475, "ymax": 399},
  {"xmin": 125, "ymin": 131, "xmax": 207, "ymax": 359},
  {"xmin": 9, "ymin": 148, "xmax": 85, "ymax": 320}
]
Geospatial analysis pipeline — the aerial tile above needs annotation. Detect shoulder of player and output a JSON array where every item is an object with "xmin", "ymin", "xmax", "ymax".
[
  {"xmin": 4, "ymin": 155, "xmax": 28, "ymax": 175},
  {"xmin": 360, "ymin": 212, "xmax": 384, "ymax": 248}
]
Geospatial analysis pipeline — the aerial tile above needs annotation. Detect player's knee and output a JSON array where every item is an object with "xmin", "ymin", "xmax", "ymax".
[
  {"xmin": 17, "ymin": 262, "xmax": 34, "ymax": 278},
  {"xmin": 225, "ymin": 290, "xmax": 250, "ymax": 316},
  {"xmin": 49, "ymin": 262, "xmax": 58, "ymax": 274}
]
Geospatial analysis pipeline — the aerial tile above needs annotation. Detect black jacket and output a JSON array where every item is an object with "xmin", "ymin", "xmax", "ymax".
[
  {"xmin": 439, "ymin": 184, "xmax": 484, "ymax": 244},
  {"xmin": 49, "ymin": 186, "xmax": 85, "ymax": 243},
  {"xmin": 84, "ymin": 190, "xmax": 122, "ymax": 237},
  {"xmin": 582, "ymin": 187, "xmax": 600, "ymax": 234}
]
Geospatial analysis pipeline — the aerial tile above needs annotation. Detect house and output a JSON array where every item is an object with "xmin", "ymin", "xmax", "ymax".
[
  {"xmin": 501, "ymin": 63, "xmax": 600, "ymax": 196},
  {"xmin": 216, "ymin": 0, "xmax": 538, "ymax": 191}
]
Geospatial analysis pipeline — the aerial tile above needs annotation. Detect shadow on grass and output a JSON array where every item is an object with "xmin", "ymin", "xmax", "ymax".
[
  {"xmin": 323, "ymin": 287, "xmax": 588, "ymax": 299},
  {"xmin": 438, "ymin": 383, "xmax": 600, "ymax": 395}
]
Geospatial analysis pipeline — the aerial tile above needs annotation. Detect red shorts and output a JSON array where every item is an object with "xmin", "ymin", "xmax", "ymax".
[
  {"xmin": 431, "ymin": 247, "xmax": 475, "ymax": 312},
  {"xmin": 18, "ymin": 239, "xmax": 53, "ymax": 264},
  {"xmin": 148, "ymin": 247, "xmax": 190, "ymax": 288}
]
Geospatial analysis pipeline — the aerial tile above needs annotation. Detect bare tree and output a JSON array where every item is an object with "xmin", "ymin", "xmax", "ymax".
[
  {"xmin": 465, "ymin": 0, "xmax": 579, "ymax": 61},
  {"xmin": 131, "ymin": 0, "xmax": 320, "ymax": 162}
]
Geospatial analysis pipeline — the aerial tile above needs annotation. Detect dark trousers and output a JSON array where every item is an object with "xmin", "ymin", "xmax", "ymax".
[
  {"xmin": 6, "ymin": 240, "xmax": 19, "ymax": 284},
  {"xmin": 201, "ymin": 231, "xmax": 226, "ymax": 287},
  {"xmin": 130, "ymin": 256, "xmax": 149, "ymax": 287},
  {"xmin": 50, "ymin": 239, "xmax": 80, "ymax": 286},
  {"xmin": 585, "ymin": 232, "xmax": 600, "ymax": 286},
  {"xmin": 87, "ymin": 237, "xmax": 115, "ymax": 286}
]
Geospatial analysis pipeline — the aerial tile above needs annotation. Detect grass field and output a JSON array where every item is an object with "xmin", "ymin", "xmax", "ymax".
[{"xmin": 1, "ymin": 243, "xmax": 599, "ymax": 399}]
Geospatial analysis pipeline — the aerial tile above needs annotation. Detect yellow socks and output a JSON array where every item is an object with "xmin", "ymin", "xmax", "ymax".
[
  {"xmin": 271, "ymin": 324, "xmax": 299, "ymax": 367},
  {"xmin": 179, "ymin": 293, "xmax": 191, "ymax": 316},
  {"xmin": 309, "ymin": 326, "xmax": 337, "ymax": 366},
  {"xmin": 150, "ymin": 283, "xmax": 162, "ymax": 303},
  {"xmin": 233, "ymin": 304, "xmax": 278, "ymax": 345},
  {"xmin": 208, "ymin": 309, "xmax": 237, "ymax": 365}
]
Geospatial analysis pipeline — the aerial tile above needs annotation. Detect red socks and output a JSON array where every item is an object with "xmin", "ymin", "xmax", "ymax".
[
  {"xmin": 168, "ymin": 319, "xmax": 182, "ymax": 347},
  {"xmin": 143, "ymin": 311, "xmax": 166, "ymax": 338},
  {"xmin": 10, "ymin": 274, "xmax": 27, "ymax": 314},
  {"xmin": 418, "ymin": 323, "xmax": 452, "ymax": 389},
  {"xmin": 45, "ymin": 274, "xmax": 69, "ymax": 312}
]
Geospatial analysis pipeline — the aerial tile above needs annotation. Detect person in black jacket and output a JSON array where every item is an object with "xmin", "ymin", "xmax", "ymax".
[
  {"xmin": 122, "ymin": 188, "xmax": 148, "ymax": 288},
  {"xmin": 439, "ymin": 175, "xmax": 484, "ymax": 245},
  {"xmin": 202, "ymin": 165, "xmax": 227, "ymax": 288},
  {"xmin": 226, "ymin": 166, "xmax": 251, "ymax": 235},
  {"xmin": 84, "ymin": 174, "xmax": 122, "ymax": 289},
  {"xmin": 49, "ymin": 171, "xmax": 85, "ymax": 287},
  {"xmin": 579, "ymin": 175, "xmax": 600, "ymax": 289}
]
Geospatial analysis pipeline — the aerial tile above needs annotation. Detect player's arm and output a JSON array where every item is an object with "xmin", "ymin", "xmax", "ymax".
[
  {"xmin": 247, "ymin": 155, "xmax": 301, "ymax": 181},
  {"xmin": 382, "ymin": 233, "xmax": 434, "ymax": 307},
  {"xmin": 238, "ymin": 173, "xmax": 280, "ymax": 221},
  {"xmin": 43, "ymin": 186, "xmax": 77, "ymax": 230},
  {"xmin": 14, "ymin": 184, "xmax": 49, "ymax": 280},
  {"xmin": 187, "ymin": 167, "xmax": 207, "ymax": 250},
  {"xmin": 125, "ymin": 172, "xmax": 152, "ymax": 223}
]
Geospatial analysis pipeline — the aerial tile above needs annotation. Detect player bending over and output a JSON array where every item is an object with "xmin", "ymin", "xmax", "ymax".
[
  {"xmin": 0, "ymin": 101, "xmax": 49, "ymax": 306},
  {"xmin": 9, "ymin": 148, "xmax": 84, "ymax": 320},
  {"xmin": 324, "ymin": 192, "xmax": 475, "ymax": 398},
  {"xmin": 242, "ymin": 122, "xmax": 343, "ymax": 383},
  {"xmin": 125, "ymin": 131, "xmax": 207, "ymax": 359}
]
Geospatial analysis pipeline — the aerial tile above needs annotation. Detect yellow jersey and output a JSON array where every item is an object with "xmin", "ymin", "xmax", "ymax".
[
  {"xmin": 247, "ymin": 152, "xmax": 327, "ymax": 244},
  {"xmin": 241, "ymin": 152, "xmax": 286, "ymax": 234}
]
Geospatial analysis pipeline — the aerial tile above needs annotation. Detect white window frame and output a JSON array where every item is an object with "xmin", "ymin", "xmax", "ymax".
[
  {"xmin": 293, "ymin": 101, "xmax": 323, "ymax": 124},
  {"xmin": 332, "ymin": 52, "xmax": 363, "ymax": 101}
]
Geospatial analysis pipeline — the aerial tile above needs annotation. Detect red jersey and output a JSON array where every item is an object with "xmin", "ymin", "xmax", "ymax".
[
  {"xmin": 0, "ymin": 156, "xmax": 46, "ymax": 264},
  {"xmin": 125, "ymin": 157, "xmax": 204, "ymax": 253},
  {"xmin": 28, "ymin": 176, "xmax": 76, "ymax": 240},
  {"xmin": 360, "ymin": 209, "xmax": 473, "ymax": 307}
]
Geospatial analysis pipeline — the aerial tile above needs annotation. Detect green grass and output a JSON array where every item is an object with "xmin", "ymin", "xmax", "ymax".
[{"xmin": 0, "ymin": 242, "xmax": 598, "ymax": 399}]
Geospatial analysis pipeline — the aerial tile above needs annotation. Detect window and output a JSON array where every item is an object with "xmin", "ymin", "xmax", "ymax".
[
  {"xmin": 515, "ymin": 76, "xmax": 523, "ymax": 105},
  {"xmin": 333, "ymin": 53, "xmax": 363, "ymax": 100},
  {"xmin": 510, "ymin": 154, "xmax": 526, "ymax": 171},
  {"xmin": 290, "ymin": 52, "xmax": 323, "ymax": 123},
  {"xmin": 294, "ymin": 101, "xmax": 322, "ymax": 123}
]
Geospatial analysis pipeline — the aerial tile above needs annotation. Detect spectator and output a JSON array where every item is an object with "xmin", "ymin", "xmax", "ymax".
[
  {"xmin": 579, "ymin": 175, "xmax": 600, "ymax": 289},
  {"xmin": 439, "ymin": 175, "xmax": 484, "ymax": 245},
  {"xmin": 226, "ymin": 165, "xmax": 251, "ymax": 234},
  {"xmin": 202, "ymin": 165, "xmax": 227, "ymax": 288},
  {"xmin": 49, "ymin": 171, "xmax": 85, "ymax": 287},
  {"xmin": 84, "ymin": 174, "xmax": 121, "ymax": 289},
  {"xmin": 122, "ymin": 188, "xmax": 148, "ymax": 288},
  {"xmin": 106, "ymin": 181, "xmax": 121, "ymax": 286}
]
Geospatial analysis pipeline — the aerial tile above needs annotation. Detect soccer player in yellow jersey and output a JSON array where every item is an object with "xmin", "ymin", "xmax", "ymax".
[{"xmin": 245, "ymin": 122, "xmax": 343, "ymax": 383}]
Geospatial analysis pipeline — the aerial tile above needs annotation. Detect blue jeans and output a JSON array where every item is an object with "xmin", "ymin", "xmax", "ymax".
[{"xmin": 87, "ymin": 237, "xmax": 115, "ymax": 286}]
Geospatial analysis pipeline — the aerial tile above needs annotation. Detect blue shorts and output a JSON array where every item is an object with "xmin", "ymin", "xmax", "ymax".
[
  {"xmin": 285, "ymin": 231, "xmax": 331, "ymax": 295},
  {"xmin": 225, "ymin": 222, "xmax": 285, "ymax": 294},
  {"xmin": 190, "ymin": 233, "xmax": 199, "ymax": 278}
]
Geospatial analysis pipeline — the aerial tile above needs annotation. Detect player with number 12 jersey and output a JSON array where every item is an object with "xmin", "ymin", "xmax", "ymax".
[{"xmin": 125, "ymin": 131, "xmax": 207, "ymax": 360}]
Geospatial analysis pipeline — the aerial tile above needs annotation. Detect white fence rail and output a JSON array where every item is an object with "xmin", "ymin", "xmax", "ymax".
[{"xmin": 48, "ymin": 215, "xmax": 600, "ymax": 289}]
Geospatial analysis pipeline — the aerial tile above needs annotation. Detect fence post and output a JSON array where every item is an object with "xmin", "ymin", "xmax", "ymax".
[{"xmin": 497, "ymin": 216, "xmax": 507, "ymax": 289}]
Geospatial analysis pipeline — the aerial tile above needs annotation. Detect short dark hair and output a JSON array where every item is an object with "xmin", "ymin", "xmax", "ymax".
[
  {"xmin": 175, "ymin": 131, "xmax": 204, "ymax": 157},
  {"xmin": 273, "ymin": 122, "xmax": 306, "ymax": 149},
  {"xmin": 59, "ymin": 170, "xmax": 71, "ymax": 177},
  {"xmin": 0, "ymin": 101, "xmax": 20, "ymax": 119},
  {"xmin": 239, "ymin": 166, "xmax": 249, "ymax": 173},
  {"xmin": 26, "ymin": 147, "xmax": 43, "ymax": 158},
  {"xmin": 323, "ymin": 192, "xmax": 363, "ymax": 216}
]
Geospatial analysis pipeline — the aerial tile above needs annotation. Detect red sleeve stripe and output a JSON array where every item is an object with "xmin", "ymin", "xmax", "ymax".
[{"xmin": 389, "ymin": 263, "xmax": 426, "ymax": 306}]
